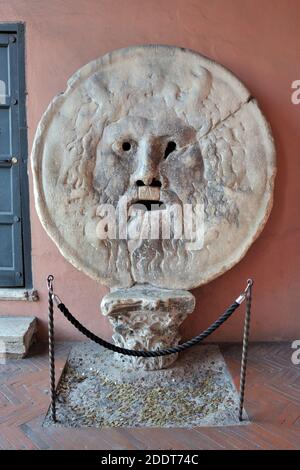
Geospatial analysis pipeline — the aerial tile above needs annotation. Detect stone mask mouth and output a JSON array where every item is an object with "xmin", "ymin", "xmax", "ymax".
[
  {"xmin": 131, "ymin": 199, "xmax": 166, "ymax": 211},
  {"xmin": 137, "ymin": 185, "xmax": 161, "ymax": 204},
  {"xmin": 132, "ymin": 183, "xmax": 166, "ymax": 211}
]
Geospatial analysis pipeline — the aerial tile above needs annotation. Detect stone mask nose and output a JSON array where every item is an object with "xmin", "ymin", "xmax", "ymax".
[{"xmin": 131, "ymin": 138, "xmax": 161, "ymax": 186}]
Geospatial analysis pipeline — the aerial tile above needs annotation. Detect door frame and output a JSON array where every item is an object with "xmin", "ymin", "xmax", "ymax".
[{"xmin": 0, "ymin": 22, "xmax": 32, "ymax": 288}]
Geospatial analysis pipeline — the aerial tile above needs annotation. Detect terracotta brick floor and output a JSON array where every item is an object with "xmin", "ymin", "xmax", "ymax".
[{"xmin": 0, "ymin": 342, "xmax": 299, "ymax": 450}]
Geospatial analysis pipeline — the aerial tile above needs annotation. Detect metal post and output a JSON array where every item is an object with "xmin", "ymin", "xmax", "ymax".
[
  {"xmin": 238, "ymin": 279, "xmax": 253, "ymax": 421},
  {"xmin": 47, "ymin": 275, "xmax": 56, "ymax": 422}
]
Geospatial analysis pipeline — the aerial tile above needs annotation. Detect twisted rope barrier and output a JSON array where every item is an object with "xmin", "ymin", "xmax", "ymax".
[
  {"xmin": 56, "ymin": 299, "xmax": 241, "ymax": 357},
  {"xmin": 47, "ymin": 275, "xmax": 253, "ymax": 422}
]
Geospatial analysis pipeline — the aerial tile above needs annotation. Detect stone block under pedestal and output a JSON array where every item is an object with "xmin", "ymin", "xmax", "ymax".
[
  {"xmin": 44, "ymin": 342, "xmax": 249, "ymax": 427},
  {"xmin": 0, "ymin": 316, "xmax": 37, "ymax": 360}
]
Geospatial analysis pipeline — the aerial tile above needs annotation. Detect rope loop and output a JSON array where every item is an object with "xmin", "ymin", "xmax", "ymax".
[{"xmin": 47, "ymin": 275, "xmax": 252, "ymax": 358}]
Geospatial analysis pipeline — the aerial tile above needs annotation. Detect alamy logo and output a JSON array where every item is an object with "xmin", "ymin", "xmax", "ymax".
[
  {"xmin": 291, "ymin": 340, "xmax": 300, "ymax": 365},
  {"xmin": 0, "ymin": 340, "xmax": 7, "ymax": 365},
  {"xmin": 95, "ymin": 196, "xmax": 205, "ymax": 250},
  {"xmin": 291, "ymin": 80, "xmax": 300, "ymax": 105}
]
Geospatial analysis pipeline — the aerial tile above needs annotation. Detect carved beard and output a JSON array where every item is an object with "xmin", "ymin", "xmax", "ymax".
[
  {"xmin": 91, "ymin": 174, "xmax": 239, "ymax": 285},
  {"xmin": 94, "ymin": 192, "xmax": 203, "ymax": 283}
]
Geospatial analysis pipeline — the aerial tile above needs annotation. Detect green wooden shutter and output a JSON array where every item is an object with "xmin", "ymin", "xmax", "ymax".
[{"xmin": 0, "ymin": 28, "xmax": 24, "ymax": 286}]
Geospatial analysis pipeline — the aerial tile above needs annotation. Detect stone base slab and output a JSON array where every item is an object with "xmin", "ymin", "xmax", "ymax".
[{"xmin": 44, "ymin": 342, "xmax": 248, "ymax": 427}]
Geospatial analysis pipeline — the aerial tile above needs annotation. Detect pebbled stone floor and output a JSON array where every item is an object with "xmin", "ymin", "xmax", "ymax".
[{"xmin": 44, "ymin": 343, "xmax": 248, "ymax": 428}]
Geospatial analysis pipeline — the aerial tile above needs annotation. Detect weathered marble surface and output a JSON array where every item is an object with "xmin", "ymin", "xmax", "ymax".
[
  {"xmin": 101, "ymin": 285, "xmax": 195, "ymax": 369},
  {"xmin": 32, "ymin": 45, "xmax": 276, "ymax": 290}
]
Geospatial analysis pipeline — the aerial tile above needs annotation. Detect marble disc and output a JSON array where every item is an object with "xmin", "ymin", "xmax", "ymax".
[{"xmin": 32, "ymin": 45, "xmax": 276, "ymax": 289}]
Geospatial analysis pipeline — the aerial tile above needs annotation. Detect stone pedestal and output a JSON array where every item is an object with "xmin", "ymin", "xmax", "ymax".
[{"xmin": 101, "ymin": 285, "xmax": 195, "ymax": 370}]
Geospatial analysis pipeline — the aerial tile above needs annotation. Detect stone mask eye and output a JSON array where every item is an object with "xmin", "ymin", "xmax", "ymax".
[
  {"xmin": 112, "ymin": 140, "xmax": 134, "ymax": 155},
  {"xmin": 122, "ymin": 141, "xmax": 131, "ymax": 151},
  {"xmin": 164, "ymin": 141, "xmax": 176, "ymax": 159}
]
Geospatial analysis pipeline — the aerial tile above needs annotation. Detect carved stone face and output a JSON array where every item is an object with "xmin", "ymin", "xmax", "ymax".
[
  {"xmin": 94, "ymin": 112, "xmax": 201, "ymax": 207},
  {"xmin": 32, "ymin": 46, "xmax": 276, "ymax": 289}
]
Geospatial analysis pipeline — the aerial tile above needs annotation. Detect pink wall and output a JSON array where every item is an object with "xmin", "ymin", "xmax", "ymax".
[{"xmin": 0, "ymin": 0, "xmax": 300, "ymax": 342}]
